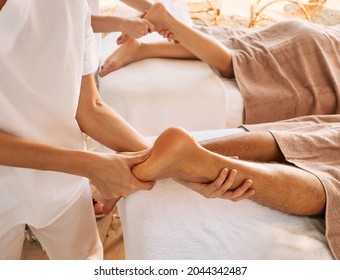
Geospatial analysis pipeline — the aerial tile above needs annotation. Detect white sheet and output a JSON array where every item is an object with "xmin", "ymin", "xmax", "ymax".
[
  {"xmin": 99, "ymin": 33, "xmax": 236, "ymax": 137},
  {"xmin": 117, "ymin": 128, "xmax": 333, "ymax": 260},
  {"xmin": 219, "ymin": 77, "xmax": 244, "ymax": 128}
]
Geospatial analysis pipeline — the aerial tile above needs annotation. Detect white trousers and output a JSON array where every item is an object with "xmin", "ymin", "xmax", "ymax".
[{"xmin": 0, "ymin": 188, "xmax": 103, "ymax": 260}]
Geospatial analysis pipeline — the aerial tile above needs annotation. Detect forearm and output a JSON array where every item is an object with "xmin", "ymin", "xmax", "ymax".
[
  {"xmin": 91, "ymin": 0, "xmax": 153, "ymax": 33},
  {"xmin": 0, "ymin": 131, "xmax": 95, "ymax": 178},
  {"xmin": 91, "ymin": 15, "xmax": 132, "ymax": 33},
  {"xmin": 78, "ymin": 101, "xmax": 150, "ymax": 152},
  {"xmin": 76, "ymin": 73, "xmax": 150, "ymax": 152},
  {"xmin": 120, "ymin": 0, "xmax": 152, "ymax": 12},
  {"xmin": 0, "ymin": 130, "xmax": 154, "ymax": 200}
]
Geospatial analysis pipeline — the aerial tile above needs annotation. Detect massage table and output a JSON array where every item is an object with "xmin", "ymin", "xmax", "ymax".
[{"xmin": 97, "ymin": 0, "xmax": 334, "ymax": 259}]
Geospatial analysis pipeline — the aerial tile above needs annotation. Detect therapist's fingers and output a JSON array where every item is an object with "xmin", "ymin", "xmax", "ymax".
[
  {"xmin": 174, "ymin": 168, "xmax": 254, "ymax": 202},
  {"xmin": 118, "ymin": 148, "xmax": 152, "ymax": 157},
  {"xmin": 210, "ymin": 168, "xmax": 254, "ymax": 201},
  {"xmin": 173, "ymin": 168, "xmax": 229, "ymax": 198},
  {"xmin": 203, "ymin": 168, "xmax": 230, "ymax": 196},
  {"xmin": 146, "ymin": 20, "xmax": 155, "ymax": 33},
  {"xmin": 221, "ymin": 179, "xmax": 254, "ymax": 201},
  {"xmin": 210, "ymin": 169, "xmax": 237, "ymax": 198}
]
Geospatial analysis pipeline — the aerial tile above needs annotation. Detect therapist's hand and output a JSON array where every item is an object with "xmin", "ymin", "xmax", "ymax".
[
  {"xmin": 87, "ymin": 151, "xmax": 155, "ymax": 202},
  {"xmin": 97, "ymin": 149, "xmax": 154, "ymax": 215},
  {"xmin": 174, "ymin": 168, "xmax": 254, "ymax": 202},
  {"xmin": 116, "ymin": 11, "xmax": 155, "ymax": 45}
]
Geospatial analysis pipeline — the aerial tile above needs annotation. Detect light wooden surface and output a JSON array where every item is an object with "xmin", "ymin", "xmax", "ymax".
[{"xmin": 21, "ymin": 212, "xmax": 125, "ymax": 260}]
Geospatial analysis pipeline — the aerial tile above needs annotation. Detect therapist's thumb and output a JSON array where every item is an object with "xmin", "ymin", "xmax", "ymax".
[{"xmin": 127, "ymin": 149, "xmax": 152, "ymax": 167}]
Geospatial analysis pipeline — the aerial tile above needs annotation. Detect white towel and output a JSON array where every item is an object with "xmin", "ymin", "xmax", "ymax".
[{"xmin": 118, "ymin": 179, "xmax": 333, "ymax": 260}]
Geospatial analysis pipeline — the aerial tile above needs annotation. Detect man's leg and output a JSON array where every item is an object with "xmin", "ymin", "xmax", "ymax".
[
  {"xmin": 200, "ymin": 130, "xmax": 286, "ymax": 163},
  {"xmin": 0, "ymin": 224, "xmax": 26, "ymax": 260},
  {"xmin": 29, "ymin": 188, "xmax": 103, "ymax": 260},
  {"xmin": 132, "ymin": 127, "xmax": 325, "ymax": 216},
  {"xmin": 144, "ymin": 3, "xmax": 234, "ymax": 78}
]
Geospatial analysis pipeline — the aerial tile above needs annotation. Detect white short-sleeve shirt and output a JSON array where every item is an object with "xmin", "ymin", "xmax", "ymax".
[
  {"xmin": 0, "ymin": 0, "xmax": 98, "ymax": 235},
  {"xmin": 87, "ymin": 0, "xmax": 102, "ymax": 61}
]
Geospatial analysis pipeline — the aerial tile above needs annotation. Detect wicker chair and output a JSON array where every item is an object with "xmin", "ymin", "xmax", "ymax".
[{"xmin": 249, "ymin": 0, "xmax": 328, "ymax": 27}]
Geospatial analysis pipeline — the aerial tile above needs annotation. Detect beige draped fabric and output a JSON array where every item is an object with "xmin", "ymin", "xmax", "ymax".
[{"xmin": 197, "ymin": 20, "xmax": 340, "ymax": 124}]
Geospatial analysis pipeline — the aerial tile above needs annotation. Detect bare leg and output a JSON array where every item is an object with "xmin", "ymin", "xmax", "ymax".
[
  {"xmin": 100, "ymin": 3, "xmax": 234, "ymax": 77},
  {"xmin": 99, "ymin": 39, "xmax": 196, "ymax": 76},
  {"xmin": 200, "ymin": 131, "xmax": 286, "ymax": 163},
  {"xmin": 132, "ymin": 127, "xmax": 325, "ymax": 216},
  {"xmin": 143, "ymin": 3, "xmax": 234, "ymax": 78}
]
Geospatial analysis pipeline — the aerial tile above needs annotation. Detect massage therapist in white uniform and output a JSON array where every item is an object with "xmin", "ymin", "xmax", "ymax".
[
  {"xmin": 0, "ymin": 0, "xmax": 239, "ymax": 259},
  {"xmin": 0, "ymin": 0, "xmax": 155, "ymax": 259}
]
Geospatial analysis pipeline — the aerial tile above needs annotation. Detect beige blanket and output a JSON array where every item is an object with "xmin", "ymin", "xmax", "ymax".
[
  {"xmin": 197, "ymin": 20, "xmax": 340, "ymax": 124},
  {"xmin": 243, "ymin": 114, "xmax": 340, "ymax": 260}
]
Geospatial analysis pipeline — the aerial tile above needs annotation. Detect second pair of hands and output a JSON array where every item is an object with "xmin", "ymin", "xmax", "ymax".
[{"xmin": 116, "ymin": 10, "xmax": 175, "ymax": 45}]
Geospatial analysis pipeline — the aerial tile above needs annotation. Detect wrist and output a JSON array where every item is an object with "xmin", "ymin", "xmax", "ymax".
[
  {"xmin": 50, "ymin": 150, "xmax": 97, "ymax": 178},
  {"xmin": 117, "ymin": 17, "xmax": 129, "ymax": 34},
  {"xmin": 92, "ymin": 15, "xmax": 124, "ymax": 33},
  {"xmin": 56, "ymin": 149, "xmax": 99, "ymax": 179}
]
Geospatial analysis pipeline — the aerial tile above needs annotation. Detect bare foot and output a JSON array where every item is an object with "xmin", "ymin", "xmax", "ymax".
[
  {"xmin": 99, "ymin": 38, "xmax": 143, "ymax": 77},
  {"xmin": 132, "ymin": 127, "xmax": 225, "ymax": 183}
]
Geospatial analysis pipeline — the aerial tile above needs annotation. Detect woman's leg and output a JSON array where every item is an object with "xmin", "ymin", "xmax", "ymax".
[
  {"xmin": 143, "ymin": 3, "xmax": 234, "ymax": 78},
  {"xmin": 99, "ymin": 39, "xmax": 196, "ymax": 76},
  {"xmin": 132, "ymin": 127, "xmax": 325, "ymax": 216},
  {"xmin": 100, "ymin": 3, "xmax": 234, "ymax": 77}
]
